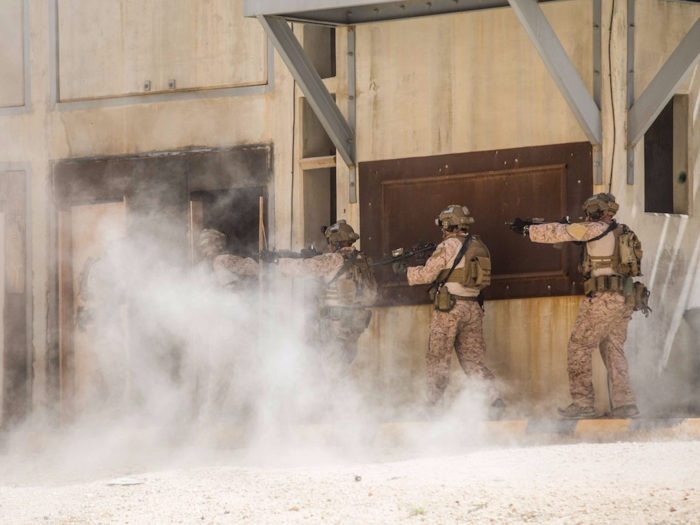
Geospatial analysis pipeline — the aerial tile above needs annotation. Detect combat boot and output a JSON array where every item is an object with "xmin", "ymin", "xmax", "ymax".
[
  {"xmin": 557, "ymin": 403, "xmax": 596, "ymax": 419},
  {"xmin": 603, "ymin": 404, "xmax": 640, "ymax": 419},
  {"xmin": 488, "ymin": 398, "xmax": 506, "ymax": 420}
]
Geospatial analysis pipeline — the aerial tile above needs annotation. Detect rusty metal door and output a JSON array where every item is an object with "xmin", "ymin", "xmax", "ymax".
[{"xmin": 360, "ymin": 142, "xmax": 593, "ymax": 305}]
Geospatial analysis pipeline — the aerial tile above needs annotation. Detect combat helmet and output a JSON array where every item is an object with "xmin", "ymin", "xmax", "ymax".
[
  {"xmin": 583, "ymin": 193, "xmax": 619, "ymax": 220},
  {"xmin": 435, "ymin": 205, "xmax": 475, "ymax": 230},
  {"xmin": 323, "ymin": 220, "xmax": 360, "ymax": 246},
  {"xmin": 198, "ymin": 229, "xmax": 227, "ymax": 256}
]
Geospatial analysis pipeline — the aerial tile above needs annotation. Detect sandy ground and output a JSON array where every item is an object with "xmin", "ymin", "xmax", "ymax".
[{"xmin": 1, "ymin": 440, "xmax": 699, "ymax": 524}]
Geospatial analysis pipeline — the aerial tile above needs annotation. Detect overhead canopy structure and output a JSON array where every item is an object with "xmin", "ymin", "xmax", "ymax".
[
  {"xmin": 246, "ymin": 0, "xmax": 700, "ymax": 194},
  {"xmin": 244, "ymin": 0, "xmax": 562, "ymax": 25}
]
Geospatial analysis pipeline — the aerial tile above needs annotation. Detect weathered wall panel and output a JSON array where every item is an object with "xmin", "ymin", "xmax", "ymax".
[
  {"xmin": 360, "ymin": 143, "xmax": 594, "ymax": 305},
  {"xmin": 57, "ymin": 0, "xmax": 268, "ymax": 101},
  {"xmin": 0, "ymin": 0, "xmax": 24, "ymax": 108}
]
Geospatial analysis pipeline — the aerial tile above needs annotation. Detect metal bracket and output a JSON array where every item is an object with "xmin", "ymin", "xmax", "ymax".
[
  {"xmin": 628, "ymin": 16, "xmax": 700, "ymax": 148},
  {"xmin": 258, "ymin": 16, "xmax": 357, "ymax": 170},
  {"xmin": 507, "ymin": 0, "xmax": 602, "ymax": 146},
  {"xmin": 348, "ymin": 26, "xmax": 358, "ymax": 203},
  {"xmin": 627, "ymin": 0, "xmax": 635, "ymax": 185}
]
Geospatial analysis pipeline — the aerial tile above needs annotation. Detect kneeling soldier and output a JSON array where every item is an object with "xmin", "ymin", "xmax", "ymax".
[
  {"xmin": 510, "ymin": 193, "xmax": 649, "ymax": 419},
  {"xmin": 395, "ymin": 205, "xmax": 505, "ymax": 418}
]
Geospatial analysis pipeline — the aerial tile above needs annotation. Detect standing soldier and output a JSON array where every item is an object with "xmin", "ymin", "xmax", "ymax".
[
  {"xmin": 261, "ymin": 220, "xmax": 377, "ymax": 385},
  {"xmin": 510, "ymin": 193, "xmax": 649, "ymax": 419},
  {"xmin": 193, "ymin": 229, "xmax": 259, "ymax": 421},
  {"xmin": 394, "ymin": 205, "xmax": 505, "ymax": 419},
  {"xmin": 194, "ymin": 229, "xmax": 259, "ymax": 292}
]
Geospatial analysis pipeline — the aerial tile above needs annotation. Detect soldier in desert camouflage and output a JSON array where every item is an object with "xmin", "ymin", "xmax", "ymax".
[
  {"xmin": 193, "ymin": 229, "xmax": 259, "ymax": 421},
  {"xmin": 395, "ymin": 205, "xmax": 505, "ymax": 419},
  {"xmin": 261, "ymin": 220, "xmax": 377, "ymax": 384},
  {"xmin": 510, "ymin": 193, "xmax": 649, "ymax": 419}
]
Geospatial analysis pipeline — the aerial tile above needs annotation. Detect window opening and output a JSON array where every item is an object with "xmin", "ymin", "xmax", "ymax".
[{"xmin": 644, "ymin": 94, "xmax": 689, "ymax": 215}]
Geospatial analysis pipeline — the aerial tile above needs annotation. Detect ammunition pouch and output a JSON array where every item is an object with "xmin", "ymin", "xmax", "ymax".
[
  {"xmin": 434, "ymin": 286, "xmax": 456, "ymax": 312},
  {"xmin": 435, "ymin": 252, "xmax": 492, "ymax": 290},
  {"xmin": 583, "ymin": 275, "xmax": 631, "ymax": 296}
]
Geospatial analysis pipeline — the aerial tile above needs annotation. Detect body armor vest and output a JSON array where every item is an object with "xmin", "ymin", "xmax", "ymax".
[
  {"xmin": 580, "ymin": 224, "xmax": 642, "ymax": 279},
  {"xmin": 436, "ymin": 236, "xmax": 492, "ymax": 292},
  {"xmin": 322, "ymin": 250, "xmax": 378, "ymax": 308}
]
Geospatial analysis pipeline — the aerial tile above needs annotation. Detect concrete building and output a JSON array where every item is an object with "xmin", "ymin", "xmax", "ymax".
[{"xmin": 1, "ymin": 0, "xmax": 699, "ymax": 427}]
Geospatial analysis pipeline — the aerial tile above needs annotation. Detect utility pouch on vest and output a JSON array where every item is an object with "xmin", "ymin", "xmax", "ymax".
[
  {"xmin": 434, "ymin": 286, "xmax": 456, "ymax": 312},
  {"xmin": 335, "ymin": 279, "xmax": 357, "ymax": 305},
  {"xmin": 583, "ymin": 275, "xmax": 626, "ymax": 296},
  {"xmin": 622, "ymin": 276, "xmax": 634, "ymax": 297},
  {"xmin": 472, "ymin": 256, "xmax": 492, "ymax": 287},
  {"xmin": 632, "ymin": 282, "xmax": 652, "ymax": 317}
]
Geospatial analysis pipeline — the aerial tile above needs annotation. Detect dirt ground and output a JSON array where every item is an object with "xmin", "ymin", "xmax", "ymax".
[{"xmin": 1, "ymin": 438, "xmax": 699, "ymax": 524}]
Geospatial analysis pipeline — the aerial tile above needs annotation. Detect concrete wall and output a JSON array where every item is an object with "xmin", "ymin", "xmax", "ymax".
[
  {"xmin": 1, "ymin": 0, "xmax": 699, "ymax": 422},
  {"xmin": 0, "ymin": 0, "xmax": 25, "ymax": 108},
  {"xmin": 345, "ymin": 0, "xmax": 700, "ymax": 416},
  {"xmin": 0, "ymin": 0, "xmax": 294, "ymax": 422}
]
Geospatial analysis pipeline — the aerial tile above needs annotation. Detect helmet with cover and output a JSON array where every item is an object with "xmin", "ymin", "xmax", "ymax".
[
  {"xmin": 435, "ymin": 205, "xmax": 475, "ymax": 231},
  {"xmin": 198, "ymin": 229, "xmax": 227, "ymax": 257},
  {"xmin": 323, "ymin": 220, "xmax": 360, "ymax": 247},
  {"xmin": 583, "ymin": 193, "xmax": 619, "ymax": 220}
]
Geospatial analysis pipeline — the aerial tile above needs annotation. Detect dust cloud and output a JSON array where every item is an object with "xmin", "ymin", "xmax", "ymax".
[{"xmin": 0, "ymin": 202, "xmax": 492, "ymax": 486}]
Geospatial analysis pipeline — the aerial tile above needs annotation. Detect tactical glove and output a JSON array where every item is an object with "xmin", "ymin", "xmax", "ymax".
[
  {"xmin": 509, "ymin": 217, "xmax": 532, "ymax": 236},
  {"xmin": 260, "ymin": 250, "xmax": 279, "ymax": 264},
  {"xmin": 392, "ymin": 260, "xmax": 408, "ymax": 275}
]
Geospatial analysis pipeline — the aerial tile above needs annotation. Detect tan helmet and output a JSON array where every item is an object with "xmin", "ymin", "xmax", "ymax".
[
  {"xmin": 583, "ymin": 193, "xmax": 619, "ymax": 220},
  {"xmin": 435, "ymin": 205, "xmax": 475, "ymax": 230},
  {"xmin": 324, "ymin": 220, "xmax": 360, "ymax": 246},
  {"xmin": 198, "ymin": 229, "xmax": 227, "ymax": 256}
]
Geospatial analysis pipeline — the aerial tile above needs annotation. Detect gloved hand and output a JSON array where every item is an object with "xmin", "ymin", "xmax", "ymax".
[
  {"xmin": 509, "ymin": 217, "xmax": 532, "ymax": 236},
  {"xmin": 392, "ymin": 260, "xmax": 408, "ymax": 275},
  {"xmin": 260, "ymin": 250, "xmax": 279, "ymax": 264}
]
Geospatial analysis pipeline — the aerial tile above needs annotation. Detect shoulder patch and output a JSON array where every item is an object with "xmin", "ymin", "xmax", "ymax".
[{"xmin": 566, "ymin": 223, "xmax": 590, "ymax": 241}]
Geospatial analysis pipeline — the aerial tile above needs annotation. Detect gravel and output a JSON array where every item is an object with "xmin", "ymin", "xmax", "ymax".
[{"xmin": 1, "ymin": 441, "xmax": 699, "ymax": 524}]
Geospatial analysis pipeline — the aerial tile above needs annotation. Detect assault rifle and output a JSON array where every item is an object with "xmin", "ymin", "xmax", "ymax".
[
  {"xmin": 260, "ymin": 245, "xmax": 322, "ymax": 264},
  {"xmin": 272, "ymin": 245, "xmax": 322, "ymax": 259},
  {"xmin": 505, "ymin": 216, "xmax": 571, "ymax": 226},
  {"xmin": 370, "ymin": 241, "xmax": 437, "ymax": 268}
]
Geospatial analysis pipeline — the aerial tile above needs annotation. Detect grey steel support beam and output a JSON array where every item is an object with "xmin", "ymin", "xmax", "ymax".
[
  {"xmin": 347, "ymin": 27, "xmax": 358, "ymax": 203},
  {"xmin": 258, "ymin": 15, "xmax": 357, "ymax": 168},
  {"xmin": 627, "ymin": 16, "xmax": 700, "ymax": 147},
  {"xmin": 507, "ymin": 0, "xmax": 602, "ymax": 146}
]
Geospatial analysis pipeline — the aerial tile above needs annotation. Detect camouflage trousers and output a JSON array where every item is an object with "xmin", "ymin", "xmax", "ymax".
[
  {"xmin": 568, "ymin": 292, "xmax": 637, "ymax": 408},
  {"xmin": 426, "ymin": 299, "xmax": 498, "ymax": 406},
  {"xmin": 317, "ymin": 315, "xmax": 363, "ymax": 383}
]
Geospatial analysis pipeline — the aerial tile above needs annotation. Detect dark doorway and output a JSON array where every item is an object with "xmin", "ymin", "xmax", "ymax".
[{"xmin": 193, "ymin": 187, "xmax": 264, "ymax": 258}]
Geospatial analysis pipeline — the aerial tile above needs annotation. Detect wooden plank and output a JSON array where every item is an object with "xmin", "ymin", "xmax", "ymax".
[
  {"xmin": 1, "ymin": 171, "xmax": 27, "ymax": 425},
  {"xmin": 299, "ymin": 155, "xmax": 336, "ymax": 171},
  {"xmin": 57, "ymin": 209, "xmax": 74, "ymax": 424},
  {"xmin": 70, "ymin": 202, "xmax": 127, "ymax": 417}
]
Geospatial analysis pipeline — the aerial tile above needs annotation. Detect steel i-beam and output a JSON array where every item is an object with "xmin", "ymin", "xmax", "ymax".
[
  {"xmin": 628, "ymin": 16, "xmax": 700, "ymax": 148},
  {"xmin": 258, "ymin": 15, "xmax": 357, "ymax": 170}
]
